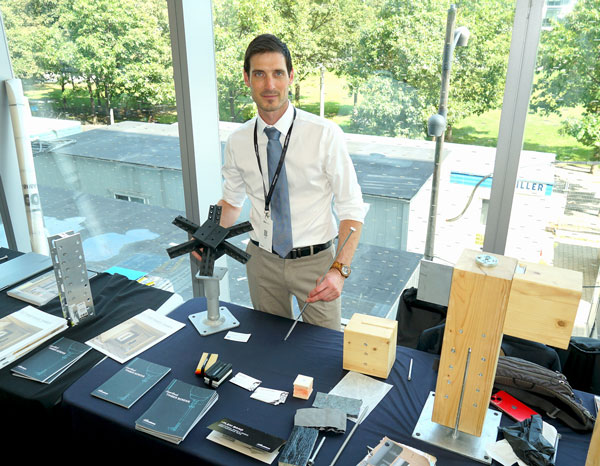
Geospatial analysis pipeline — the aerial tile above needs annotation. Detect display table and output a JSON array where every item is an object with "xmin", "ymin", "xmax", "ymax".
[
  {"xmin": 0, "ymin": 248, "xmax": 174, "ymax": 458},
  {"xmin": 62, "ymin": 298, "xmax": 596, "ymax": 465}
]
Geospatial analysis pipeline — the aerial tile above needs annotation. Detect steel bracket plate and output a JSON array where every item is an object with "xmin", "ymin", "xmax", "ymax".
[
  {"xmin": 48, "ymin": 231, "xmax": 95, "ymax": 325},
  {"xmin": 412, "ymin": 392, "xmax": 502, "ymax": 464},
  {"xmin": 189, "ymin": 307, "xmax": 239, "ymax": 336}
]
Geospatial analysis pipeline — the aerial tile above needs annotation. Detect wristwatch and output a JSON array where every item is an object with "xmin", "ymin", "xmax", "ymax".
[{"xmin": 331, "ymin": 261, "xmax": 351, "ymax": 278}]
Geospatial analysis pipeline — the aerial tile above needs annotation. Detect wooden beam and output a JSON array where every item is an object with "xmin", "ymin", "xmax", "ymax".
[
  {"xmin": 586, "ymin": 418, "xmax": 598, "ymax": 466},
  {"xmin": 504, "ymin": 261, "xmax": 581, "ymax": 349},
  {"xmin": 432, "ymin": 249, "xmax": 516, "ymax": 437}
]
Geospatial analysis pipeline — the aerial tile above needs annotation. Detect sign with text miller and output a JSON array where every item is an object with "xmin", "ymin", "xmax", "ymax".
[{"xmin": 515, "ymin": 179, "xmax": 553, "ymax": 197}]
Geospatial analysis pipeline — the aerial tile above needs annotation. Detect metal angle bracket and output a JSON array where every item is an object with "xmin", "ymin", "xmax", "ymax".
[
  {"xmin": 48, "ymin": 231, "xmax": 95, "ymax": 326},
  {"xmin": 412, "ymin": 392, "xmax": 501, "ymax": 464}
]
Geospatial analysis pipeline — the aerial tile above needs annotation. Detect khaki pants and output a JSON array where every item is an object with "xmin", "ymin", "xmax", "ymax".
[{"xmin": 246, "ymin": 240, "xmax": 341, "ymax": 331}]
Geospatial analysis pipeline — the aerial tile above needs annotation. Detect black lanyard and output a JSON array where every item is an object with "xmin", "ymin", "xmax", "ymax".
[{"xmin": 253, "ymin": 107, "xmax": 297, "ymax": 213}]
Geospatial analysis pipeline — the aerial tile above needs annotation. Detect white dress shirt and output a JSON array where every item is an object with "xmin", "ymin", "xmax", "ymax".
[{"xmin": 222, "ymin": 103, "xmax": 367, "ymax": 248}]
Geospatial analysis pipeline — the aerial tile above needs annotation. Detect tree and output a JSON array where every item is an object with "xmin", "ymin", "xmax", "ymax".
[
  {"xmin": 275, "ymin": 0, "xmax": 367, "ymax": 104},
  {"xmin": 212, "ymin": 0, "xmax": 280, "ymax": 122},
  {"xmin": 1, "ymin": 0, "xmax": 175, "ymax": 122},
  {"xmin": 351, "ymin": 72, "xmax": 425, "ymax": 137},
  {"xmin": 532, "ymin": 0, "xmax": 600, "ymax": 158},
  {"xmin": 62, "ymin": 0, "xmax": 174, "ymax": 119},
  {"xmin": 346, "ymin": 0, "xmax": 514, "ymax": 139}
]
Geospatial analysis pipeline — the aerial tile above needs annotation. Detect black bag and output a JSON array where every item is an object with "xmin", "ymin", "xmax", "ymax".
[
  {"xmin": 494, "ymin": 356, "xmax": 596, "ymax": 432},
  {"xmin": 396, "ymin": 287, "xmax": 447, "ymax": 349},
  {"xmin": 558, "ymin": 337, "xmax": 600, "ymax": 396}
]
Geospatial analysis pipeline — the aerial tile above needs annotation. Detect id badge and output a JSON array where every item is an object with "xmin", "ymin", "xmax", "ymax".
[{"xmin": 259, "ymin": 211, "xmax": 273, "ymax": 252}]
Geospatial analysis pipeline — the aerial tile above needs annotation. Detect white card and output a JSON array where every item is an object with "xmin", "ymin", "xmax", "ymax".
[
  {"xmin": 251, "ymin": 387, "xmax": 288, "ymax": 405},
  {"xmin": 229, "ymin": 372, "xmax": 262, "ymax": 391},
  {"xmin": 224, "ymin": 331, "xmax": 251, "ymax": 342},
  {"xmin": 259, "ymin": 212, "xmax": 273, "ymax": 252}
]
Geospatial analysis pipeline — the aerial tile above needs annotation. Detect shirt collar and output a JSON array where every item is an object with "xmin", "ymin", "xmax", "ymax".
[{"xmin": 256, "ymin": 101, "xmax": 294, "ymax": 139}]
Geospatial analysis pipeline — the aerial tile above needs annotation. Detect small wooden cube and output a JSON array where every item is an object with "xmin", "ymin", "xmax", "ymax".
[
  {"xmin": 343, "ymin": 313, "xmax": 397, "ymax": 378},
  {"xmin": 505, "ymin": 261, "xmax": 582, "ymax": 349},
  {"xmin": 293, "ymin": 374, "xmax": 313, "ymax": 400}
]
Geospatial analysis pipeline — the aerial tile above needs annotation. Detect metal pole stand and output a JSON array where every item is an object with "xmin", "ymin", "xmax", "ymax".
[
  {"xmin": 412, "ymin": 392, "xmax": 501, "ymax": 464},
  {"xmin": 188, "ymin": 266, "xmax": 239, "ymax": 336}
]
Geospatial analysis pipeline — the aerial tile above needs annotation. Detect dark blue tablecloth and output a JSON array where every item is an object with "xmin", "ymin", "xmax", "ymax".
[
  {"xmin": 61, "ymin": 298, "xmax": 596, "ymax": 465},
  {"xmin": 0, "ymin": 247, "xmax": 173, "ymax": 461}
]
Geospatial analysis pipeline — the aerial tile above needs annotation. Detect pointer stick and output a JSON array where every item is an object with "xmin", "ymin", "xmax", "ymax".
[
  {"xmin": 330, "ymin": 406, "xmax": 368, "ymax": 466},
  {"xmin": 283, "ymin": 227, "xmax": 356, "ymax": 341}
]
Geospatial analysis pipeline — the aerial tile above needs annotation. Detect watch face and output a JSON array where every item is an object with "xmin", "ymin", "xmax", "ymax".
[{"xmin": 341, "ymin": 265, "xmax": 350, "ymax": 276}]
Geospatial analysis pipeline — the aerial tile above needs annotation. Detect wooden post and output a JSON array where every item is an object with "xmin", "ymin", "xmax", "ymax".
[
  {"xmin": 432, "ymin": 249, "xmax": 516, "ymax": 437},
  {"xmin": 586, "ymin": 418, "xmax": 599, "ymax": 466}
]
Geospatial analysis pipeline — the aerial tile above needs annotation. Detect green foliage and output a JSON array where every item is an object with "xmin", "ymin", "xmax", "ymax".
[
  {"xmin": 212, "ymin": 0, "xmax": 370, "ymax": 121},
  {"xmin": 351, "ymin": 73, "xmax": 425, "ymax": 137},
  {"xmin": 347, "ymin": 0, "xmax": 514, "ymax": 137},
  {"xmin": 1, "ymin": 0, "xmax": 174, "ymax": 121},
  {"xmin": 213, "ymin": 0, "xmax": 276, "ymax": 122},
  {"xmin": 562, "ymin": 113, "xmax": 600, "ymax": 155},
  {"xmin": 532, "ymin": 0, "xmax": 600, "ymax": 157}
]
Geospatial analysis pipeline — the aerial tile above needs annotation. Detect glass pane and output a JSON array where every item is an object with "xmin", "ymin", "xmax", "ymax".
[
  {"xmin": 507, "ymin": 0, "xmax": 598, "ymax": 337},
  {"xmin": 213, "ymin": 0, "xmax": 516, "ymax": 320},
  {"xmin": 1, "ymin": 0, "xmax": 192, "ymax": 299},
  {"xmin": 0, "ymin": 218, "xmax": 7, "ymax": 248}
]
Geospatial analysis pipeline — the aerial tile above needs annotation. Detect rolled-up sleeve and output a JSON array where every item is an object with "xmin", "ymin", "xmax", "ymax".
[
  {"xmin": 325, "ymin": 125, "xmax": 368, "ymax": 223},
  {"xmin": 221, "ymin": 139, "xmax": 247, "ymax": 208}
]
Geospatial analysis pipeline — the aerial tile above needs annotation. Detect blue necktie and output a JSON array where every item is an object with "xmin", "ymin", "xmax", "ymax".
[{"xmin": 265, "ymin": 126, "xmax": 293, "ymax": 258}]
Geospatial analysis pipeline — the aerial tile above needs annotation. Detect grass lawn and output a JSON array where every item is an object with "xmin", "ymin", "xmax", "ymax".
[
  {"xmin": 449, "ymin": 107, "xmax": 594, "ymax": 161},
  {"xmin": 295, "ymin": 72, "xmax": 354, "ymax": 131}
]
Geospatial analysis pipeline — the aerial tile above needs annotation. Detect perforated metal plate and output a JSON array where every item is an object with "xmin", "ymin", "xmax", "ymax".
[{"xmin": 48, "ymin": 231, "xmax": 95, "ymax": 325}]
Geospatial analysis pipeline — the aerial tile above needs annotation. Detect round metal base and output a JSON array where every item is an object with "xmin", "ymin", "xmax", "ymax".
[
  {"xmin": 412, "ymin": 392, "xmax": 502, "ymax": 464},
  {"xmin": 189, "ymin": 307, "xmax": 240, "ymax": 336}
]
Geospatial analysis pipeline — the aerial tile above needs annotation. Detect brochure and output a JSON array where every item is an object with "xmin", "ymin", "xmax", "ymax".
[
  {"xmin": 7, "ymin": 269, "xmax": 97, "ymax": 306},
  {"xmin": 135, "ymin": 378, "xmax": 218, "ymax": 444},
  {"xmin": 206, "ymin": 418, "xmax": 286, "ymax": 465},
  {"xmin": 0, "ymin": 306, "xmax": 68, "ymax": 369},
  {"xmin": 86, "ymin": 309, "xmax": 185, "ymax": 364},
  {"xmin": 11, "ymin": 337, "xmax": 91, "ymax": 383},
  {"xmin": 91, "ymin": 357, "xmax": 171, "ymax": 408}
]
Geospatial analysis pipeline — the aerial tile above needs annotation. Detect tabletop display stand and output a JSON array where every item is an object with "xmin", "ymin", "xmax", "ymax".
[
  {"xmin": 413, "ymin": 249, "xmax": 582, "ymax": 463},
  {"xmin": 166, "ymin": 205, "xmax": 252, "ymax": 336},
  {"xmin": 47, "ymin": 231, "xmax": 95, "ymax": 325}
]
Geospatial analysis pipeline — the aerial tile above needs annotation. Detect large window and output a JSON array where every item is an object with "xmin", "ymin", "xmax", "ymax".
[
  {"xmin": 506, "ymin": 0, "xmax": 600, "ymax": 337},
  {"xmin": 0, "ymin": 0, "xmax": 192, "ymax": 298},
  {"xmin": 212, "ymin": 0, "xmax": 516, "ymax": 320}
]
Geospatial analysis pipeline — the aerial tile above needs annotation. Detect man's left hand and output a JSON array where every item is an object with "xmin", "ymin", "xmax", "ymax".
[{"xmin": 306, "ymin": 269, "xmax": 345, "ymax": 303}]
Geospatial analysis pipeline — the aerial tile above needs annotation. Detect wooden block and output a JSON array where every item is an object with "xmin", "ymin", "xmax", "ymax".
[
  {"xmin": 432, "ymin": 249, "xmax": 517, "ymax": 437},
  {"xmin": 343, "ymin": 313, "xmax": 397, "ymax": 379},
  {"xmin": 505, "ymin": 261, "xmax": 582, "ymax": 349},
  {"xmin": 585, "ymin": 418, "xmax": 599, "ymax": 466},
  {"xmin": 278, "ymin": 426, "xmax": 318, "ymax": 466},
  {"xmin": 293, "ymin": 374, "xmax": 313, "ymax": 400}
]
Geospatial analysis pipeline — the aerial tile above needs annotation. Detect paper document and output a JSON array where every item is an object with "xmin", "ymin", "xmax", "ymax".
[
  {"xmin": 224, "ymin": 331, "xmax": 251, "ymax": 342},
  {"xmin": 229, "ymin": 372, "xmax": 262, "ymax": 391},
  {"xmin": 86, "ymin": 309, "xmax": 185, "ymax": 364},
  {"xmin": 329, "ymin": 371, "xmax": 393, "ymax": 422},
  {"xmin": 250, "ymin": 387, "xmax": 288, "ymax": 405}
]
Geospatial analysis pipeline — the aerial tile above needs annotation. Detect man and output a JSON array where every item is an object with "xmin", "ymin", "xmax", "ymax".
[{"xmin": 216, "ymin": 34, "xmax": 366, "ymax": 331}]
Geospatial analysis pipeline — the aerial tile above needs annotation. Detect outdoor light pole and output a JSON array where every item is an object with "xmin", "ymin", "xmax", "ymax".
[{"xmin": 423, "ymin": 4, "xmax": 469, "ymax": 261}]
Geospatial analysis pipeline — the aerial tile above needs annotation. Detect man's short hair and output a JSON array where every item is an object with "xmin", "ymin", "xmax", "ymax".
[{"xmin": 244, "ymin": 34, "xmax": 293, "ymax": 75}]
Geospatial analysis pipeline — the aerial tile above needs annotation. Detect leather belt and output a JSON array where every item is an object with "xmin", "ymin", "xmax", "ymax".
[{"xmin": 251, "ymin": 239, "xmax": 333, "ymax": 260}]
